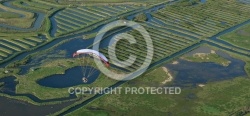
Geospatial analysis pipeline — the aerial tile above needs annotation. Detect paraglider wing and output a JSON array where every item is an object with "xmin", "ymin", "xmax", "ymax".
[{"xmin": 73, "ymin": 49, "xmax": 110, "ymax": 67}]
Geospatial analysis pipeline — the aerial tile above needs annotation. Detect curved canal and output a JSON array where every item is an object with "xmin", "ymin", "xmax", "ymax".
[
  {"xmin": 0, "ymin": 1, "xmax": 45, "ymax": 31},
  {"xmin": 0, "ymin": 0, "xmax": 250, "ymax": 115}
]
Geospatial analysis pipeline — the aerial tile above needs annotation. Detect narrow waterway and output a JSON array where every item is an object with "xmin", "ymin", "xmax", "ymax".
[
  {"xmin": 0, "ymin": 0, "xmax": 250, "ymax": 115},
  {"xmin": 0, "ymin": 2, "xmax": 45, "ymax": 31},
  {"xmin": 210, "ymin": 19, "xmax": 250, "ymax": 52},
  {"xmin": 0, "ymin": 1, "xmax": 179, "ymax": 115},
  {"xmin": 0, "ymin": 96, "xmax": 75, "ymax": 116}
]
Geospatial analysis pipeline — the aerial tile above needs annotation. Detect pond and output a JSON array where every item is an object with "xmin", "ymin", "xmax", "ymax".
[
  {"xmin": 0, "ymin": 76, "xmax": 78, "ymax": 115},
  {"xmin": 0, "ymin": 76, "xmax": 77, "ymax": 102},
  {"xmin": 1, "ymin": 0, "xmax": 249, "ymax": 114},
  {"xmin": 37, "ymin": 66, "xmax": 100, "ymax": 88},
  {"xmin": 200, "ymin": 0, "xmax": 207, "ymax": 4},
  {"xmin": 238, "ymin": 0, "xmax": 250, "ymax": 4},
  {"xmin": 165, "ymin": 46, "xmax": 247, "ymax": 87}
]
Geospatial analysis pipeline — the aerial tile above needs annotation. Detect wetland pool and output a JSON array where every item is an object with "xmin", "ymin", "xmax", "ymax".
[
  {"xmin": 37, "ymin": 66, "xmax": 100, "ymax": 88},
  {"xmin": 165, "ymin": 46, "xmax": 247, "ymax": 87}
]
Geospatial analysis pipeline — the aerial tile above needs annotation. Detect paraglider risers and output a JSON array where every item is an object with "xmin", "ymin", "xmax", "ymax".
[{"xmin": 82, "ymin": 77, "xmax": 88, "ymax": 83}]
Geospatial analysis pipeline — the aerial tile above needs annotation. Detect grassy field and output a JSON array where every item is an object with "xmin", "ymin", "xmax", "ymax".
[
  {"xmin": 99, "ymin": 24, "xmax": 199, "ymax": 72},
  {"xmin": 0, "ymin": 0, "xmax": 250, "ymax": 115},
  {"xmin": 68, "ymin": 77, "xmax": 250, "ymax": 116},
  {"xmin": 98, "ymin": 0, "xmax": 250, "ymax": 72},
  {"xmin": 15, "ymin": 59, "xmax": 79, "ymax": 99},
  {"xmin": 11, "ymin": 57, "xmax": 121, "ymax": 100},
  {"xmin": 67, "ymin": 45, "xmax": 250, "ymax": 116},
  {"xmin": 46, "ymin": 0, "xmax": 167, "ymax": 6},
  {"xmin": 0, "ymin": 0, "xmax": 164, "ymax": 63},
  {"xmin": 0, "ymin": 12, "xmax": 20, "ymax": 18},
  {"xmin": 12, "ymin": 0, "xmax": 59, "ymax": 13},
  {"xmin": 0, "ymin": 3, "xmax": 35, "ymax": 28},
  {"xmin": 220, "ymin": 23, "xmax": 250, "ymax": 50},
  {"xmin": 152, "ymin": 0, "xmax": 250, "ymax": 38},
  {"xmin": 133, "ymin": 13, "xmax": 147, "ymax": 22},
  {"xmin": 0, "ymin": 37, "xmax": 45, "ymax": 63},
  {"xmin": 53, "ymin": 5, "xmax": 142, "ymax": 36},
  {"xmin": 0, "ymin": 0, "xmax": 62, "ymax": 63},
  {"xmin": 182, "ymin": 52, "xmax": 231, "ymax": 66}
]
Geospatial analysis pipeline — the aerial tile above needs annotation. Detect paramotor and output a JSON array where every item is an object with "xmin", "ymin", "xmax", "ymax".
[{"xmin": 73, "ymin": 49, "xmax": 109, "ymax": 83}]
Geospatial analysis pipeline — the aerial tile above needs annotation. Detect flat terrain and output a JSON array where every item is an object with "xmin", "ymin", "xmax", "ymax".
[
  {"xmin": 0, "ymin": 0, "xmax": 250, "ymax": 115},
  {"xmin": 182, "ymin": 52, "xmax": 231, "ymax": 66},
  {"xmin": 220, "ymin": 23, "xmax": 250, "ymax": 50},
  {"xmin": 43, "ymin": 0, "xmax": 167, "ymax": 5},
  {"xmin": 68, "ymin": 45, "xmax": 250, "ymax": 116}
]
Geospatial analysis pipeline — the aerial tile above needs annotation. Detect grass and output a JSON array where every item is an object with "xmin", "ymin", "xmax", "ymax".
[
  {"xmin": 53, "ymin": 5, "xmax": 142, "ymax": 36},
  {"xmin": 152, "ymin": 0, "xmax": 250, "ymax": 38},
  {"xmin": 67, "ymin": 111, "xmax": 109, "ymax": 116},
  {"xmin": 0, "ymin": 3, "xmax": 33, "ymax": 18},
  {"xmin": 0, "ymin": 38, "xmax": 43, "ymax": 50},
  {"xmin": 182, "ymin": 52, "xmax": 231, "ymax": 66},
  {"xmin": 205, "ymin": 39, "xmax": 250, "ymax": 56},
  {"xmin": 0, "ymin": 3, "xmax": 35, "ymax": 28},
  {"xmin": 66, "ymin": 72, "xmax": 188, "ymax": 115},
  {"xmin": 0, "ymin": 52, "xmax": 8, "ymax": 57},
  {"xmin": 196, "ymin": 77, "xmax": 250, "ymax": 115},
  {"xmin": 67, "ymin": 44, "xmax": 250, "ymax": 116},
  {"xmin": 0, "ymin": 0, "xmax": 61, "ymax": 62},
  {"xmin": 53, "ymin": 2, "xmax": 150, "ymax": 37},
  {"xmin": 0, "ymin": 37, "xmax": 45, "ymax": 63},
  {"xmin": 98, "ymin": 25, "xmax": 199, "ymax": 71},
  {"xmin": 220, "ymin": 23, "xmax": 250, "ymax": 50},
  {"xmin": 0, "ymin": 93, "xmax": 73, "ymax": 106},
  {"xmin": 26, "ymin": 37, "xmax": 43, "ymax": 43},
  {"xmin": 0, "ymin": 82, "xmax": 3, "ymax": 87},
  {"xmin": 8, "ymin": 0, "xmax": 61, "ymax": 34},
  {"xmin": 0, "ymin": 0, "xmax": 249, "ymax": 115},
  {"xmin": 4, "ymin": 39, "xmax": 30, "ymax": 49},
  {"xmin": 0, "ymin": 41, "xmax": 22, "ymax": 51},
  {"xmin": 15, "ymin": 59, "xmax": 80, "ymax": 99},
  {"xmin": 12, "ymin": 0, "xmax": 55, "ymax": 13},
  {"xmin": 66, "ymin": 66, "xmax": 176, "ymax": 116},
  {"xmin": 16, "ymin": 38, "xmax": 37, "ymax": 46},
  {"xmin": 133, "ymin": 13, "xmax": 147, "ymax": 22},
  {"xmin": 50, "ymin": 0, "xmax": 167, "ymax": 6},
  {"xmin": 0, "ymin": 12, "xmax": 20, "ymax": 18},
  {"xmin": 13, "ymin": 56, "xmax": 119, "ymax": 100}
]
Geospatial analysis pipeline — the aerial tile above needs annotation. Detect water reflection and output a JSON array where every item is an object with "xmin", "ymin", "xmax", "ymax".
[{"xmin": 37, "ymin": 66, "xmax": 100, "ymax": 88}]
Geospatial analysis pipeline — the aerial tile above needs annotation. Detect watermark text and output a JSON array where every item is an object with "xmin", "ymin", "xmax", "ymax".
[{"xmin": 68, "ymin": 87, "xmax": 181, "ymax": 95}]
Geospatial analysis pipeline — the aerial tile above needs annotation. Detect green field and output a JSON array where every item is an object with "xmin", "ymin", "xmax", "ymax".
[
  {"xmin": 152, "ymin": 0, "xmax": 250, "ymax": 38},
  {"xmin": 67, "ymin": 45, "xmax": 250, "ymax": 116},
  {"xmin": 0, "ymin": 37, "xmax": 45, "ymax": 62},
  {"xmin": 0, "ymin": 0, "xmax": 60, "ymax": 63},
  {"xmin": 68, "ymin": 78, "xmax": 250, "ymax": 115},
  {"xmin": 0, "ymin": 0, "xmax": 250, "ymax": 115},
  {"xmin": 220, "ymin": 23, "xmax": 250, "ymax": 50},
  {"xmin": 99, "ymin": 24, "xmax": 199, "ymax": 72},
  {"xmin": 43, "ymin": 0, "xmax": 167, "ymax": 6},
  {"xmin": 182, "ymin": 52, "xmax": 231, "ymax": 66},
  {"xmin": 54, "ymin": 5, "xmax": 142, "ymax": 36},
  {"xmin": 133, "ymin": 13, "xmax": 147, "ymax": 22},
  {"xmin": 0, "ymin": 3, "xmax": 35, "ymax": 28},
  {"xmin": 0, "ymin": 12, "xmax": 20, "ymax": 18}
]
